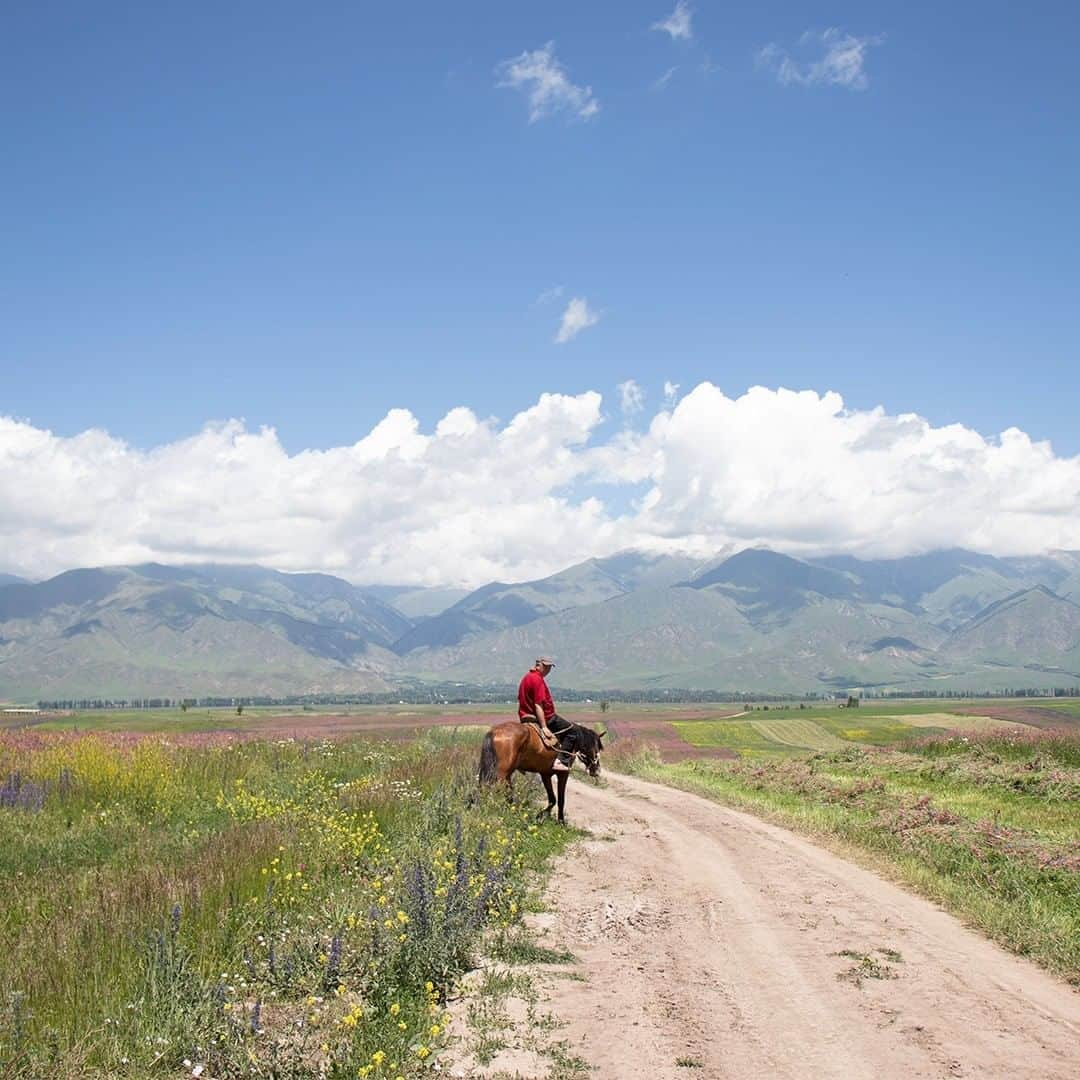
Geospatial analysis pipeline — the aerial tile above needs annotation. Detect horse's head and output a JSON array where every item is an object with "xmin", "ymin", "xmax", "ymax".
[{"xmin": 580, "ymin": 726, "xmax": 606, "ymax": 778}]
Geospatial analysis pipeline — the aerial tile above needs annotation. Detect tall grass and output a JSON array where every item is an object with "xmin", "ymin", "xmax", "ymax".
[{"xmin": 0, "ymin": 730, "xmax": 570, "ymax": 1077}]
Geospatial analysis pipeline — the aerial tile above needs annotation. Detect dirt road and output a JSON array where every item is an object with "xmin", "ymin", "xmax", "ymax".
[{"xmin": 498, "ymin": 772, "xmax": 1080, "ymax": 1079}]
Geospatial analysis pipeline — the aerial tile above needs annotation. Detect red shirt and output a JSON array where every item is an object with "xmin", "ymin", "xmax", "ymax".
[{"xmin": 518, "ymin": 669, "xmax": 555, "ymax": 721}]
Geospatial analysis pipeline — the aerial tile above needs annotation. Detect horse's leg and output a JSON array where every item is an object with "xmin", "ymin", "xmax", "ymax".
[
  {"xmin": 556, "ymin": 770, "xmax": 568, "ymax": 824},
  {"xmin": 538, "ymin": 772, "xmax": 556, "ymax": 819}
]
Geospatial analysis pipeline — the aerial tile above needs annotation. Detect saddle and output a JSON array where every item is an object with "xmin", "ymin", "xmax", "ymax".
[{"xmin": 521, "ymin": 718, "xmax": 561, "ymax": 751}]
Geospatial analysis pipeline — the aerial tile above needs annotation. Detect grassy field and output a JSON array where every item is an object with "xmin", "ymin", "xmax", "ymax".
[
  {"xmin": 0, "ymin": 728, "xmax": 572, "ymax": 1078},
  {"xmin": 668, "ymin": 702, "xmax": 1054, "ymax": 757},
  {"xmin": 612, "ymin": 725, "xmax": 1080, "ymax": 984},
  {"xmin": 0, "ymin": 704, "xmax": 514, "ymax": 735}
]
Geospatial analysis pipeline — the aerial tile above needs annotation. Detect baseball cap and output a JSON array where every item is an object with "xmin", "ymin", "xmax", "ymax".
[{"xmin": 536, "ymin": 656, "xmax": 556, "ymax": 667}]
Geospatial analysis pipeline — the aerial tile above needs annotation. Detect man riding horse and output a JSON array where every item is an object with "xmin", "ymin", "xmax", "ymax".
[
  {"xmin": 476, "ymin": 656, "xmax": 604, "ymax": 823},
  {"xmin": 517, "ymin": 656, "xmax": 578, "ymax": 772}
]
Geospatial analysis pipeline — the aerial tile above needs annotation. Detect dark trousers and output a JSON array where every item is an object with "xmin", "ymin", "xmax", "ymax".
[{"xmin": 522, "ymin": 713, "xmax": 578, "ymax": 766}]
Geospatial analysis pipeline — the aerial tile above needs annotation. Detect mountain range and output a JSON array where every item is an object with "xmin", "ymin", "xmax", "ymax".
[{"xmin": 2, "ymin": 548, "xmax": 1079, "ymax": 700}]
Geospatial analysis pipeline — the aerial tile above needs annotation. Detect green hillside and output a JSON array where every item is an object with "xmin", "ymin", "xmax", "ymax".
[
  {"xmin": 391, "ymin": 551, "xmax": 707, "ymax": 652},
  {"xmin": 2, "ymin": 548, "xmax": 1079, "ymax": 697},
  {"xmin": 0, "ymin": 565, "xmax": 404, "ymax": 698}
]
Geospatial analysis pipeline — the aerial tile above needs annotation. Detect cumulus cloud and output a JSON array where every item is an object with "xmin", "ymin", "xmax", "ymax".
[
  {"xmin": 618, "ymin": 379, "xmax": 646, "ymax": 416},
  {"xmin": 758, "ymin": 28, "xmax": 883, "ymax": 91},
  {"xmin": 0, "ymin": 395, "xmax": 613, "ymax": 588},
  {"xmin": 554, "ymin": 297, "xmax": 600, "ymax": 344},
  {"xmin": 626, "ymin": 385, "xmax": 1080, "ymax": 558},
  {"xmin": 3, "ymin": 385, "xmax": 1079, "ymax": 587},
  {"xmin": 652, "ymin": 1, "xmax": 693, "ymax": 41},
  {"xmin": 663, "ymin": 380, "xmax": 680, "ymax": 404},
  {"xmin": 496, "ymin": 42, "xmax": 600, "ymax": 122}
]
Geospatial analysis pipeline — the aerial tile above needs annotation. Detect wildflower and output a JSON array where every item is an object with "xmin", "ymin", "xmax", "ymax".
[
  {"xmin": 415, "ymin": 1045, "xmax": 430, "ymax": 1059},
  {"xmin": 372, "ymin": 1050, "xmax": 386, "ymax": 1065},
  {"xmin": 389, "ymin": 1002, "xmax": 400, "ymax": 1016}
]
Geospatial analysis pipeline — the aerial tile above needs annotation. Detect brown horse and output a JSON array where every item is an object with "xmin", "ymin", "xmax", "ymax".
[{"xmin": 477, "ymin": 720, "xmax": 605, "ymax": 823}]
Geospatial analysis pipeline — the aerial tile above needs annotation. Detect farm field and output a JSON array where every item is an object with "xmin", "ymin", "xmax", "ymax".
[
  {"xmin": 6, "ymin": 697, "xmax": 1078, "ymax": 762},
  {"xmin": 0, "ymin": 728, "xmax": 573, "ymax": 1078},
  {"xmin": 0, "ymin": 703, "xmax": 512, "ymax": 736},
  {"xmin": 652, "ymin": 699, "xmax": 1075, "ymax": 760}
]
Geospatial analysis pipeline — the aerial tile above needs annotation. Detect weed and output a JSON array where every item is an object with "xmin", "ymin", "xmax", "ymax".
[
  {"xmin": 546, "ymin": 1038, "xmax": 590, "ymax": 1079},
  {"xmin": 470, "ymin": 1029, "xmax": 510, "ymax": 1065},
  {"xmin": 835, "ymin": 951, "xmax": 899, "ymax": 987},
  {"xmin": 489, "ymin": 930, "xmax": 576, "ymax": 966}
]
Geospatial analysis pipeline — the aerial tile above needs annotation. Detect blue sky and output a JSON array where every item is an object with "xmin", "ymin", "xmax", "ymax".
[
  {"xmin": 3, "ymin": 4, "xmax": 1080, "ymax": 587},
  {"xmin": 3, "ymin": 1, "xmax": 1078, "ymax": 456}
]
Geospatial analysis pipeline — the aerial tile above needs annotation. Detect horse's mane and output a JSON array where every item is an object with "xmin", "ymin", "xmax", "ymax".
[{"xmin": 571, "ymin": 722, "xmax": 602, "ymax": 748}]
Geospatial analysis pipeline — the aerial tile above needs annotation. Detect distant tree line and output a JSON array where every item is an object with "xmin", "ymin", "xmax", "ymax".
[{"xmin": 35, "ymin": 684, "xmax": 1080, "ymax": 711}]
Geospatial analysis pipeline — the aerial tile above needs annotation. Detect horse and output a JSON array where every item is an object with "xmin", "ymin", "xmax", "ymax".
[{"xmin": 476, "ymin": 719, "xmax": 605, "ymax": 823}]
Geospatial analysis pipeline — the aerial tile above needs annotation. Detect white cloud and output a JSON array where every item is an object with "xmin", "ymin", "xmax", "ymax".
[
  {"xmin": 3, "ymin": 385, "xmax": 1079, "ymax": 587},
  {"xmin": 0, "ymin": 396, "xmax": 612, "ymax": 588},
  {"xmin": 554, "ymin": 297, "xmax": 600, "ymax": 344},
  {"xmin": 533, "ymin": 284, "xmax": 565, "ymax": 306},
  {"xmin": 651, "ymin": 66, "xmax": 678, "ymax": 92},
  {"xmin": 496, "ymin": 43, "xmax": 600, "ymax": 122},
  {"xmin": 618, "ymin": 379, "xmax": 646, "ymax": 416},
  {"xmin": 758, "ymin": 28, "xmax": 883, "ymax": 91},
  {"xmin": 652, "ymin": 2, "xmax": 693, "ymax": 42},
  {"xmin": 663, "ymin": 380, "xmax": 680, "ymax": 404}
]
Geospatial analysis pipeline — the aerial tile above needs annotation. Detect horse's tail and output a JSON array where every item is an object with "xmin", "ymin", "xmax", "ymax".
[{"xmin": 477, "ymin": 729, "xmax": 499, "ymax": 785}]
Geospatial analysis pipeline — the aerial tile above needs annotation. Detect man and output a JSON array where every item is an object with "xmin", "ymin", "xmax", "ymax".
[{"xmin": 517, "ymin": 657, "xmax": 577, "ymax": 772}]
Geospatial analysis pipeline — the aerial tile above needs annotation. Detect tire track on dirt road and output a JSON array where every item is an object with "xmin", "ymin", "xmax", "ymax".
[{"xmin": 518, "ymin": 771, "xmax": 1080, "ymax": 1080}]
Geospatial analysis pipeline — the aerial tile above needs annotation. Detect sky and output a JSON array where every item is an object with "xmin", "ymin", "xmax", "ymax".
[{"xmin": 2, "ymin": 2, "xmax": 1079, "ymax": 585}]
